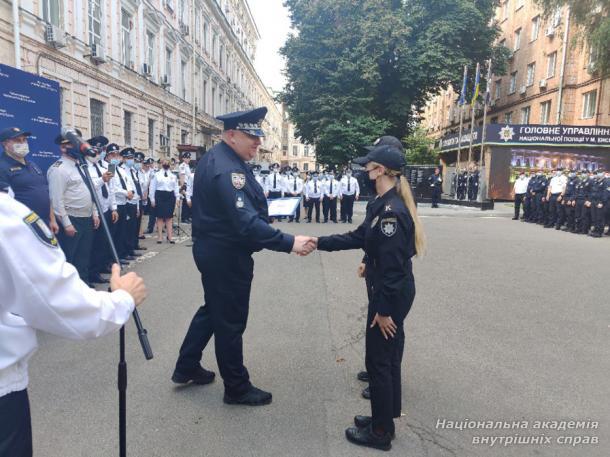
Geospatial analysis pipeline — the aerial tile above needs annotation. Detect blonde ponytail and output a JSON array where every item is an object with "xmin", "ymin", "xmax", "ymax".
[{"xmin": 396, "ymin": 175, "xmax": 426, "ymax": 256}]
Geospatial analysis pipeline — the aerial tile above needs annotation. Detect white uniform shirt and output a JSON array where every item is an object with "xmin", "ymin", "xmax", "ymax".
[
  {"xmin": 109, "ymin": 164, "xmax": 135, "ymax": 206},
  {"xmin": 149, "ymin": 170, "xmax": 180, "ymax": 204},
  {"xmin": 267, "ymin": 172, "xmax": 284, "ymax": 194},
  {"xmin": 339, "ymin": 175, "xmax": 360, "ymax": 197},
  {"xmin": 323, "ymin": 178, "xmax": 340, "ymax": 198},
  {"xmin": 138, "ymin": 168, "xmax": 151, "ymax": 201},
  {"xmin": 255, "ymin": 174, "xmax": 269, "ymax": 194},
  {"xmin": 285, "ymin": 175, "xmax": 304, "ymax": 195},
  {"xmin": 186, "ymin": 172, "xmax": 194, "ymax": 203},
  {"xmin": 513, "ymin": 176, "xmax": 530, "ymax": 195},
  {"xmin": 124, "ymin": 166, "xmax": 141, "ymax": 206},
  {"xmin": 88, "ymin": 159, "xmax": 115, "ymax": 213},
  {"xmin": 305, "ymin": 179, "xmax": 323, "ymax": 199},
  {"xmin": 0, "ymin": 192, "xmax": 134, "ymax": 397},
  {"xmin": 178, "ymin": 162, "xmax": 192, "ymax": 182},
  {"xmin": 548, "ymin": 175, "xmax": 567, "ymax": 194},
  {"xmin": 47, "ymin": 157, "xmax": 98, "ymax": 227}
]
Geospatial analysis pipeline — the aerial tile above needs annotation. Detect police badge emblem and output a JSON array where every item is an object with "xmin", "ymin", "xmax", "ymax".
[
  {"xmin": 231, "ymin": 173, "xmax": 246, "ymax": 189},
  {"xmin": 380, "ymin": 217, "xmax": 397, "ymax": 237}
]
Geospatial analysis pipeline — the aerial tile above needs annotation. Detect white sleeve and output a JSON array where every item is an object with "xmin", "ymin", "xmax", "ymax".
[
  {"xmin": 174, "ymin": 176, "xmax": 180, "ymax": 199},
  {"xmin": 110, "ymin": 172, "xmax": 128, "ymax": 198},
  {"xmin": 47, "ymin": 166, "xmax": 71, "ymax": 227},
  {"xmin": 0, "ymin": 197, "xmax": 135, "ymax": 339},
  {"xmin": 149, "ymin": 175, "xmax": 157, "ymax": 204},
  {"xmin": 355, "ymin": 179, "xmax": 360, "ymax": 197},
  {"xmin": 186, "ymin": 176, "xmax": 193, "ymax": 201}
]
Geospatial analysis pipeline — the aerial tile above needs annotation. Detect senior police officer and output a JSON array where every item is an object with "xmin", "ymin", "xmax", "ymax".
[
  {"xmin": 428, "ymin": 168, "xmax": 442, "ymax": 208},
  {"xmin": 339, "ymin": 167, "xmax": 360, "ymax": 223},
  {"xmin": 172, "ymin": 108, "xmax": 316, "ymax": 405},
  {"xmin": 0, "ymin": 127, "xmax": 58, "ymax": 231},
  {"xmin": 0, "ymin": 188, "xmax": 146, "ymax": 457}
]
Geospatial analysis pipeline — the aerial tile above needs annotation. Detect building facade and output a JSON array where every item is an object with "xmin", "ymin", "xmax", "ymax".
[{"xmin": 1, "ymin": 0, "xmax": 283, "ymax": 159}]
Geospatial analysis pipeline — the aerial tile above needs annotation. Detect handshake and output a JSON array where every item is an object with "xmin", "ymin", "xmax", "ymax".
[{"xmin": 291, "ymin": 236, "xmax": 318, "ymax": 256}]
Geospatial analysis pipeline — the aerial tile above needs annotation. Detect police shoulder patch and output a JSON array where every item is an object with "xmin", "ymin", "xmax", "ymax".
[
  {"xmin": 380, "ymin": 217, "xmax": 397, "ymax": 237},
  {"xmin": 23, "ymin": 212, "xmax": 58, "ymax": 248},
  {"xmin": 231, "ymin": 172, "xmax": 246, "ymax": 189}
]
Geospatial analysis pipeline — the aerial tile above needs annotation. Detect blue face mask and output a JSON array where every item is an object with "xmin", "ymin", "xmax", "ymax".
[
  {"xmin": 99, "ymin": 151, "xmax": 107, "ymax": 161},
  {"xmin": 134, "ymin": 163, "xmax": 142, "ymax": 170},
  {"xmin": 110, "ymin": 158, "xmax": 120, "ymax": 166},
  {"xmin": 126, "ymin": 159, "xmax": 134, "ymax": 168}
]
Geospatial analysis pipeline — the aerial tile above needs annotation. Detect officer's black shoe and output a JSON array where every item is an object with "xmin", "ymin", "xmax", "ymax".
[
  {"xmin": 348, "ymin": 219, "xmax": 353, "ymax": 223},
  {"xmin": 357, "ymin": 371, "xmax": 369, "ymax": 382},
  {"xmin": 223, "ymin": 386, "xmax": 272, "ymax": 406},
  {"xmin": 512, "ymin": 217, "xmax": 518, "ymax": 220},
  {"xmin": 354, "ymin": 416, "xmax": 396, "ymax": 440},
  {"xmin": 171, "ymin": 366, "xmax": 216, "ymax": 385},
  {"xmin": 119, "ymin": 259, "xmax": 130, "ymax": 265},
  {"xmin": 362, "ymin": 386, "xmax": 371, "ymax": 399},
  {"xmin": 589, "ymin": 232, "xmax": 602, "ymax": 238},
  {"xmin": 136, "ymin": 246, "xmax": 147, "ymax": 251},
  {"xmin": 345, "ymin": 425, "xmax": 391, "ymax": 451}
]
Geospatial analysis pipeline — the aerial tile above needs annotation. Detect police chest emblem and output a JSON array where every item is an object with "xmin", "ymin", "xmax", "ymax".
[
  {"xmin": 371, "ymin": 216, "xmax": 379, "ymax": 228},
  {"xmin": 380, "ymin": 217, "xmax": 397, "ymax": 237},
  {"xmin": 236, "ymin": 191, "xmax": 245, "ymax": 209},
  {"xmin": 23, "ymin": 212, "xmax": 58, "ymax": 248},
  {"xmin": 231, "ymin": 173, "xmax": 246, "ymax": 189}
]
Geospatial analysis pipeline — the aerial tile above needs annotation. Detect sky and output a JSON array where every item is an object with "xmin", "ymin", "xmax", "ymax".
[{"xmin": 247, "ymin": 0, "xmax": 292, "ymax": 95}]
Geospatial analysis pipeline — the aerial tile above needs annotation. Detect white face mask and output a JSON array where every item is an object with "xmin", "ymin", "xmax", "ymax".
[
  {"xmin": 11, "ymin": 142, "xmax": 30, "ymax": 158},
  {"xmin": 86, "ymin": 156, "xmax": 98, "ymax": 164}
]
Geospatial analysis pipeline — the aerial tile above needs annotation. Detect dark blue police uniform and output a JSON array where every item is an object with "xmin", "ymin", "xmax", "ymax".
[{"xmin": 174, "ymin": 108, "xmax": 294, "ymax": 401}]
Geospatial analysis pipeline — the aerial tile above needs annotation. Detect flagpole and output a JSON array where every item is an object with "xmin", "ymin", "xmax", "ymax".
[
  {"xmin": 479, "ymin": 59, "xmax": 493, "ymax": 202},
  {"xmin": 467, "ymin": 63, "xmax": 480, "ymax": 168},
  {"xmin": 455, "ymin": 65, "xmax": 468, "ymax": 196}
]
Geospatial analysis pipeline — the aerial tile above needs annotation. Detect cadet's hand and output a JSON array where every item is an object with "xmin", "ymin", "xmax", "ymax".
[
  {"xmin": 127, "ymin": 191, "xmax": 134, "ymax": 200},
  {"xmin": 585, "ymin": 201, "xmax": 591, "ymax": 207},
  {"xmin": 187, "ymin": 200, "xmax": 192, "ymax": 208},
  {"xmin": 355, "ymin": 195, "xmax": 359, "ymax": 201},
  {"xmin": 357, "ymin": 262, "xmax": 366, "ymax": 278},
  {"xmin": 65, "ymin": 225, "xmax": 77, "ymax": 237},
  {"xmin": 49, "ymin": 219, "xmax": 60, "ymax": 235},
  {"xmin": 557, "ymin": 195, "xmax": 562, "ymax": 202},
  {"xmin": 102, "ymin": 172, "xmax": 113, "ymax": 183},
  {"xmin": 112, "ymin": 210, "xmax": 119, "ymax": 223},
  {"xmin": 151, "ymin": 201, "xmax": 156, "ymax": 208},
  {"xmin": 110, "ymin": 264, "xmax": 147, "ymax": 307},
  {"xmin": 597, "ymin": 203, "xmax": 603, "ymax": 209},
  {"xmin": 292, "ymin": 235, "xmax": 317, "ymax": 256},
  {"xmin": 93, "ymin": 215, "xmax": 100, "ymax": 229},
  {"xmin": 371, "ymin": 313, "xmax": 397, "ymax": 340}
]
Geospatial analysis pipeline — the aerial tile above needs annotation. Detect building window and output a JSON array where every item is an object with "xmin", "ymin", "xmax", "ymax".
[
  {"xmin": 303, "ymin": 163, "xmax": 309, "ymax": 171},
  {"xmin": 504, "ymin": 111, "xmax": 513, "ymax": 123},
  {"xmin": 491, "ymin": 116, "xmax": 498, "ymax": 124},
  {"xmin": 219, "ymin": 44, "xmax": 224, "ymax": 70},
  {"xmin": 582, "ymin": 90, "xmax": 597, "ymax": 119},
  {"xmin": 181, "ymin": 130, "xmax": 188, "ymax": 144},
  {"xmin": 540, "ymin": 101, "xmax": 552, "ymax": 124},
  {"xmin": 546, "ymin": 52, "xmax": 557, "ymax": 78},
  {"xmin": 88, "ymin": 0, "xmax": 102, "ymax": 46},
  {"xmin": 121, "ymin": 9, "xmax": 132, "ymax": 67},
  {"xmin": 124, "ymin": 111, "xmax": 132, "ymax": 145},
  {"xmin": 194, "ymin": 10, "xmax": 201, "ymax": 44},
  {"xmin": 202, "ymin": 80, "xmax": 208, "ymax": 113},
  {"xmin": 148, "ymin": 119, "xmax": 155, "ymax": 150},
  {"xmin": 514, "ymin": 28, "xmax": 522, "ymax": 51},
  {"xmin": 502, "ymin": 0, "xmax": 509, "ymax": 20},
  {"xmin": 211, "ymin": 87, "xmax": 216, "ymax": 116},
  {"xmin": 588, "ymin": 45, "xmax": 598, "ymax": 68},
  {"xmin": 520, "ymin": 106, "xmax": 531, "ymax": 124},
  {"xmin": 203, "ymin": 22, "xmax": 209, "ymax": 51},
  {"xmin": 181, "ymin": 60, "xmax": 187, "ymax": 100},
  {"xmin": 219, "ymin": 93, "xmax": 223, "ymax": 115},
  {"xmin": 212, "ymin": 35, "xmax": 217, "ymax": 62},
  {"xmin": 146, "ymin": 32, "xmax": 155, "ymax": 75},
  {"xmin": 531, "ymin": 16, "xmax": 540, "ymax": 41},
  {"xmin": 552, "ymin": 8, "xmax": 562, "ymax": 28},
  {"xmin": 42, "ymin": 0, "xmax": 62, "ymax": 27},
  {"xmin": 494, "ymin": 80, "xmax": 502, "ymax": 99},
  {"xmin": 304, "ymin": 145, "xmax": 310, "ymax": 157},
  {"xmin": 90, "ymin": 99, "xmax": 104, "ymax": 137},
  {"xmin": 165, "ymin": 47, "xmax": 172, "ymax": 85},
  {"xmin": 292, "ymin": 146, "xmax": 298, "ymax": 157},
  {"xmin": 526, "ymin": 62, "xmax": 536, "ymax": 86},
  {"xmin": 509, "ymin": 72, "xmax": 517, "ymax": 94},
  {"xmin": 166, "ymin": 125, "xmax": 172, "ymax": 147}
]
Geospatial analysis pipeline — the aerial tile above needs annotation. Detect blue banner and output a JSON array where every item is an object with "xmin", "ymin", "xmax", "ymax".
[{"xmin": 0, "ymin": 64, "xmax": 61, "ymax": 172}]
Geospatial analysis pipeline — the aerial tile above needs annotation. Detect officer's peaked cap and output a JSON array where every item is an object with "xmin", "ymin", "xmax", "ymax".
[
  {"xmin": 365, "ymin": 135, "xmax": 404, "ymax": 153},
  {"xmin": 0, "ymin": 127, "xmax": 31, "ymax": 142},
  {"xmin": 353, "ymin": 144, "xmax": 406, "ymax": 171},
  {"xmin": 134, "ymin": 152, "xmax": 145, "ymax": 161},
  {"xmin": 54, "ymin": 128, "xmax": 82, "ymax": 145},
  {"xmin": 144, "ymin": 158, "xmax": 154, "ymax": 164},
  {"xmin": 120, "ymin": 147, "xmax": 135, "ymax": 158},
  {"xmin": 182, "ymin": 152, "xmax": 191, "ymax": 159},
  {"xmin": 292, "ymin": 167, "xmax": 299, "ymax": 172},
  {"xmin": 216, "ymin": 107, "xmax": 267, "ymax": 137},
  {"xmin": 87, "ymin": 136, "xmax": 109, "ymax": 148},
  {"xmin": 106, "ymin": 143, "xmax": 121, "ymax": 153}
]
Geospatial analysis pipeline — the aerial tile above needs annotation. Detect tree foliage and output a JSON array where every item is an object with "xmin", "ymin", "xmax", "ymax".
[
  {"xmin": 280, "ymin": 0, "xmax": 508, "ymax": 166},
  {"xmin": 403, "ymin": 127, "xmax": 439, "ymax": 165},
  {"xmin": 535, "ymin": 0, "xmax": 610, "ymax": 75}
]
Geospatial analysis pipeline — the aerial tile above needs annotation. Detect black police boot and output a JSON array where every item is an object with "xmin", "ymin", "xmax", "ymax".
[
  {"xmin": 362, "ymin": 386, "xmax": 370, "ymax": 399},
  {"xmin": 171, "ymin": 366, "xmax": 216, "ymax": 385},
  {"xmin": 357, "ymin": 371, "xmax": 369, "ymax": 382},
  {"xmin": 223, "ymin": 386, "xmax": 272, "ymax": 406},
  {"xmin": 354, "ymin": 416, "xmax": 396, "ymax": 440},
  {"xmin": 345, "ymin": 424, "xmax": 392, "ymax": 451}
]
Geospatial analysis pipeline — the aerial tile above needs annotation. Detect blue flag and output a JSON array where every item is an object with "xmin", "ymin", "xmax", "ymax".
[{"xmin": 458, "ymin": 65, "xmax": 468, "ymax": 106}]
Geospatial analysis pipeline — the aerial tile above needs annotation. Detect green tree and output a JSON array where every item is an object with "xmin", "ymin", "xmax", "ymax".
[
  {"xmin": 535, "ymin": 1, "xmax": 610, "ymax": 75},
  {"xmin": 403, "ymin": 128, "xmax": 439, "ymax": 165},
  {"xmin": 280, "ymin": 0, "xmax": 508, "ymax": 166}
]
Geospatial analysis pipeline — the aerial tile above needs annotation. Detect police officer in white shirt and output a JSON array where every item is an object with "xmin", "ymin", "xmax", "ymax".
[
  {"xmin": 323, "ymin": 169, "xmax": 340, "ymax": 223},
  {"xmin": 304, "ymin": 170, "xmax": 323, "ymax": 223},
  {"xmin": 253, "ymin": 164, "xmax": 265, "ymax": 191},
  {"xmin": 545, "ymin": 168, "xmax": 568, "ymax": 228},
  {"xmin": 512, "ymin": 170, "xmax": 529, "ymax": 220},
  {"xmin": 178, "ymin": 152, "xmax": 193, "ymax": 187},
  {"xmin": 286, "ymin": 166, "xmax": 304, "ymax": 223},
  {"xmin": 0, "ymin": 188, "xmax": 146, "ymax": 457},
  {"xmin": 121, "ymin": 148, "xmax": 142, "ymax": 258},
  {"xmin": 267, "ymin": 163, "xmax": 284, "ymax": 198},
  {"xmin": 106, "ymin": 144, "xmax": 136, "ymax": 263},
  {"xmin": 143, "ymin": 158, "xmax": 158, "ymax": 235},
  {"xmin": 149, "ymin": 159, "xmax": 180, "ymax": 243},
  {"xmin": 47, "ymin": 133, "xmax": 100, "ymax": 284},
  {"xmin": 137, "ymin": 155, "xmax": 151, "ymax": 239},
  {"xmin": 340, "ymin": 168, "xmax": 360, "ymax": 223}
]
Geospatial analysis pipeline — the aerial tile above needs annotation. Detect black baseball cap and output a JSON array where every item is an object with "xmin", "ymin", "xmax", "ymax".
[
  {"xmin": 0, "ymin": 127, "xmax": 31, "ymax": 142},
  {"xmin": 365, "ymin": 135, "xmax": 404, "ymax": 152},
  {"xmin": 353, "ymin": 144, "xmax": 406, "ymax": 170}
]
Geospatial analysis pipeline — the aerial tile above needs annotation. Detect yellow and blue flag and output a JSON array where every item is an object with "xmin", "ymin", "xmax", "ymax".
[
  {"xmin": 458, "ymin": 65, "xmax": 468, "ymax": 106},
  {"xmin": 471, "ymin": 62, "xmax": 481, "ymax": 108}
]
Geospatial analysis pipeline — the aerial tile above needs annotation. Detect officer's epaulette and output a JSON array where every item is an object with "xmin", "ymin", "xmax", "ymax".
[
  {"xmin": 53, "ymin": 161, "xmax": 63, "ymax": 167},
  {"xmin": 9, "ymin": 166, "xmax": 22, "ymax": 172}
]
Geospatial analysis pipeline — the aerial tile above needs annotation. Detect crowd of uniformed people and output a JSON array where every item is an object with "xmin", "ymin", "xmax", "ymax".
[{"xmin": 512, "ymin": 168, "xmax": 610, "ymax": 237}]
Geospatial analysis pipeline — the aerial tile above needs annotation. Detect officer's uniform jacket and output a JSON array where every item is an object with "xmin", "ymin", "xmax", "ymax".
[
  {"xmin": 0, "ymin": 192, "xmax": 134, "ymax": 398},
  {"xmin": 191, "ymin": 141, "xmax": 294, "ymax": 253},
  {"xmin": 304, "ymin": 179, "xmax": 323, "ymax": 200},
  {"xmin": 47, "ymin": 157, "xmax": 98, "ymax": 228},
  {"xmin": 548, "ymin": 175, "xmax": 567, "ymax": 195},
  {"xmin": 339, "ymin": 175, "xmax": 360, "ymax": 198},
  {"xmin": 179, "ymin": 162, "xmax": 192, "ymax": 182},
  {"xmin": 186, "ymin": 172, "xmax": 194, "ymax": 204},
  {"xmin": 317, "ymin": 188, "xmax": 416, "ymax": 317},
  {"xmin": 0, "ymin": 153, "xmax": 50, "ymax": 220},
  {"xmin": 563, "ymin": 177, "xmax": 577, "ymax": 202},
  {"xmin": 428, "ymin": 174, "xmax": 442, "ymax": 190},
  {"xmin": 575, "ymin": 177, "xmax": 588, "ymax": 200},
  {"xmin": 590, "ymin": 177, "xmax": 606, "ymax": 203}
]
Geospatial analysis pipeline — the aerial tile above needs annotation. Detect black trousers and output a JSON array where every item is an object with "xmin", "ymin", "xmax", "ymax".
[
  {"xmin": 125, "ymin": 204, "xmax": 138, "ymax": 254},
  {"xmin": 547, "ymin": 193, "xmax": 562, "ymax": 226},
  {"xmin": 181, "ymin": 198, "xmax": 192, "ymax": 222},
  {"xmin": 340, "ymin": 194, "xmax": 355, "ymax": 222},
  {"xmin": 307, "ymin": 198, "xmax": 320, "ymax": 222},
  {"xmin": 514, "ymin": 194, "xmax": 525, "ymax": 218},
  {"xmin": 468, "ymin": 185, "xmax": 478, "ymax": 201},
  {"xmin": 365, "ymin": 283, "xmax": 415, "ymax": 435},
  {"xmin": 562, "ymin": 201, "xmax": 575, "ymax": 229},
  {"xmin": 57, "ymin": 215, "xmax": 94, "ymax": 281},
  {"xmin": 146, "ymin": 198, "xmax": 156, "ymax": 233},
  {"xmin": 176, "ymin": 240, "xmax": 254, "ymax": 396},
  {"xmin": 431, "ymin": 189, "xmax": 441, "ymax": 207},
  {"xmin": 322, "ymin": 196, "xmax": 330, "ymax": 220},
  {"xmin": 0, "ymin": 389, "xmax": 32, "ymax": 457},
  {"xmin": 323, "ymin": 196, "xmax": 337, "ymax": 222},
  {"xmin": 534, "ymin": 194, "xmax": 545, "ymax": 223},
  {"xmin": 591, "ymin": 201, "xmax": 605, "ymax": 234},
  {"xmin": 575, "ymin": 200, "xmax": 590, "ymax": 233},
  {"xmin": 89, "ymin": 209, "xmax": 113, "ymax": 275},
  {"xmin": 114, "ymin": 205, "xmax": 129, "ymax": 258},
  {"xmin": 288, "ymin": 201, "xmax": 301, "ymax": 222}
]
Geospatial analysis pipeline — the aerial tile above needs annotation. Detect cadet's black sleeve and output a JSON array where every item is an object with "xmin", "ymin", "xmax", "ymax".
[
  {"xmin": 317, "ymin": 220, "xmax": 366, "ymax": 252},
  {"xmin": 372, "ymin": 212, "xmax": 413, "ymax": 316},
  {"xmin": 216, "ymin": 171, "xmax": 294, "ymax": 253}
]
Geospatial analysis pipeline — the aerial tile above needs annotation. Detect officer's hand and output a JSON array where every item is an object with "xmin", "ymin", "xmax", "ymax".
[
  {"xmin": 597, "ymin": 203, "xmax": 603, "ymax": 209},
  {"xmin": 306, "ymin": 197, "xmax": 310, "ymax": 202},
  {"xmin": 102, "ymin": 172, "xmax": 112, "ymax": 183},
  {"xmin": 110, "ymin": 264, "xmax": 147, "ymax": 307},
  {"xmin": 371, "ymin": 313, "xmax": 396, "ymax": 340},
  {"xmin": 585, "ymin": 201, "xmax": 591, "ymax": 207},
  {"xmin": 292, "ymin": 235, "xmax": 317, "ymax": 256},
  {"xmin": 49, "ymin": 219, "xmax": 60, "ymax": 235},
  {"xmin": 127, "ymin": 191, "xmax": 134, "ymax": 200},
  {"xmin": 151, "ymin": 201, "xmax": 156, "ymax": 208},
  {"xmin": 557, "ymin": 196, "xmax": 562, "ymax": 202},
  {"xmin": 65, "ymin": 225, "xmax": 77, "ymax": 237},
  {"xmin": 357, "ymin": 263, "xmax": 366, "ymax": 278},
  {"xmin": 112, "ymin": 211, "xmax": 119, "ymax": 223},
  {"xmin": 187, "ymin": 200, "xmax": 192, "ymax": 208},
  {"xmin": 93, "ymin": 215, "xmax": 100, "ymax": 229},
  {"xmin": 355, "ymin": 195, "xmax": 359, "ymax": 201}
]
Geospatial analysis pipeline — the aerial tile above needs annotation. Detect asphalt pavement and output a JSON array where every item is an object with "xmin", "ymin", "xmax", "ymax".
[{"xmin": 29, "ymin": 202, "xmax": 610, "ymax": 456}]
